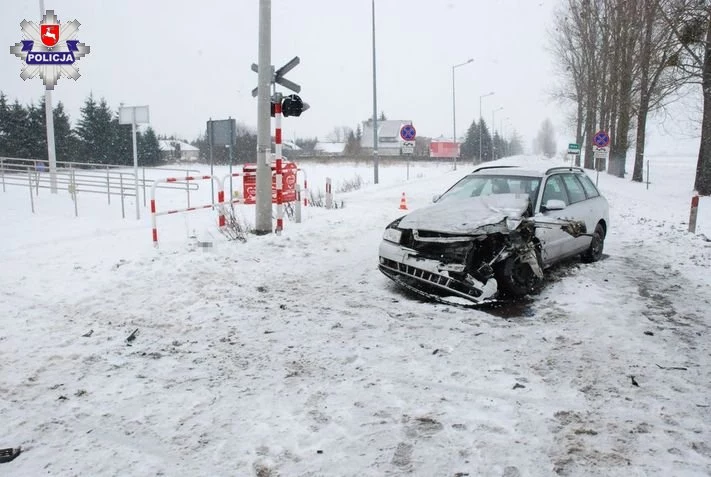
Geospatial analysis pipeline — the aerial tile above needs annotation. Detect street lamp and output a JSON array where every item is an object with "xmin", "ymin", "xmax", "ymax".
[
  {"xmin": 479, "ymin": 91, "xmax": 494, "ymax": 162},
  {"xmin": 491, "ymin": 106, "xmax": 503, "ymax": 161},
  {"xmin": 452, "ymin": 58, "xmax": 473, "ymax": 171},
  {"xmin": 371, "ymin": 0, "xmax": 379, "ymax": 184}
]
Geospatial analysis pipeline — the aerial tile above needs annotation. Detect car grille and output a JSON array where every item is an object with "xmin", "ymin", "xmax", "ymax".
[
  {"xmin": 400, "ymin": 230, "xmax": 470, "ymax": 263},
  {"xmin": 379, "ymin": 257, "xmax": 483, "ymax": 298}
]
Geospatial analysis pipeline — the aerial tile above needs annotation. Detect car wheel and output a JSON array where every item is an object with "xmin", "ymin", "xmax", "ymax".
[
  {"xmin": 495, "ymin": 252, "xmax": 543, "ymax": 298},
  {"xmin": 582, "ymin": 223, "xmax": 605, "ymax": 263}
]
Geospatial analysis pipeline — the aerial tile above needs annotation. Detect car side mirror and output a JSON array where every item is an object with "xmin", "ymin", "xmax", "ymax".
[
  {"xmin": 432, "ymin": 194, "xmax": 441, "ymax": 203},
  {"xmin": 542, "ymin": 199, "xmax": 566, "ymax": 211}
]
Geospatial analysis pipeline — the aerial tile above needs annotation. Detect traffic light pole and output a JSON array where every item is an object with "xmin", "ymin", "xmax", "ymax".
[{"xmin": 255, "ymin": 0, "xmax": 273, "ymax": 235}]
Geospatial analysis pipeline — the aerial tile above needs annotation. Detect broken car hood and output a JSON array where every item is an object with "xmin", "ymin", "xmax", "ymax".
[{"xmin": 398, "ymin": 193, "xmax": 530, "ymax": 235}]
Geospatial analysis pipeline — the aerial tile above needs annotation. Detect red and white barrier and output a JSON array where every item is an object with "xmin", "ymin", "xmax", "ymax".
[
  {"xmin": 689, "ymin": 192, "xmax": 699, "ymax": 233},
  {"xmin": 150, "ymin": 175, "xmax": 225, "ymax": 246}
]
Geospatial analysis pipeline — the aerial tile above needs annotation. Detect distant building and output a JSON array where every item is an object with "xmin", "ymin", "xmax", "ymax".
[
  {"xmin": 314, "ymin": 142, "xmax": 347, "ymax": 156},
  {"xmin": 360, "ymin": 119, "xmax": 414, "ymax": 156},
  {"xmin": 158, "ymin": 140, "xmax": 200, "ymax": 162},
  {"xmin": 430, "ymin": 135, "xmax": 463, "ymax": 158}
]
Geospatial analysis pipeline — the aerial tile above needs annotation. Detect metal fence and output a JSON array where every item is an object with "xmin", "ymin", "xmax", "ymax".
[{"xmin": 0, "ymin": 157, "xmax": 202, "ymax": 218}]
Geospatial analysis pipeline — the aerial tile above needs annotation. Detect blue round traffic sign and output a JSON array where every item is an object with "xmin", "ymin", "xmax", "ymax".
[
  {"xmin": 593, "ymin": 130, "xmax": 610, "ymax": 148},
  {"xmin": 400, "ymin": 124, "xmax": 416, "ymax": 141}
]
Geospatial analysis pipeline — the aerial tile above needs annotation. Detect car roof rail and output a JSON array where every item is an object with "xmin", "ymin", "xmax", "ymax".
[
  {"xmin": 472, "ymin": 165, "xmax": 518, "ymax": 173},
  {"xmin": 545, "ymin": 166, "xmax": 585, "ymax": 175}
]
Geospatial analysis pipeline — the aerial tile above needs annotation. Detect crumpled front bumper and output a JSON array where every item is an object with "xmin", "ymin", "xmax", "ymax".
[{"xmin": 378, "ymin": 239, "xmax": 498, "ymax": 304}]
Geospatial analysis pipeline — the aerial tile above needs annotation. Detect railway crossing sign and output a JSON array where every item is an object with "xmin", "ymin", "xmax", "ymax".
[
  {"xmin": 400, "ymin": 124, "xmax": 416, "ymax": 141},
  {"xmin": 251, "ymin": 56, "xmax": 301, "ymax": 97},
  {"xmin": 593, "ymin": 130, "xmax": 610, "ymax": 148}
]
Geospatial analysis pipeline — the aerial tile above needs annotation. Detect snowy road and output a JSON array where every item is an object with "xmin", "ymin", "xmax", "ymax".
[{"xmin": 1, "ymin": 157, "xmax": 710, "ymax": 476}]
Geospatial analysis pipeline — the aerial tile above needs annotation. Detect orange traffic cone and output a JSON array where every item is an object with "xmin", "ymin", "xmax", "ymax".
[{"xmin": 399, "ymin": 192, "xmax": 408, "ymax": 210}]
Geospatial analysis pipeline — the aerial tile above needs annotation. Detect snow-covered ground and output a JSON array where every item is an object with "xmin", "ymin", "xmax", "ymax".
[{"xmin": 1, "ymin": 155, "xmax": 710, "ymax": 476}]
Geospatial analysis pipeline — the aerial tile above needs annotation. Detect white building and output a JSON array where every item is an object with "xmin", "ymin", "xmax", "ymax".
[{"xmin": 158, "ymin": 140, "xmax": 200, "ymax": 162}]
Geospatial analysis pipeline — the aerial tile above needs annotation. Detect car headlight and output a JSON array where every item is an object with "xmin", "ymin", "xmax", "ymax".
[{"xmin": 383, "ymin": 227, "xmax": 402, "ymax": 244}]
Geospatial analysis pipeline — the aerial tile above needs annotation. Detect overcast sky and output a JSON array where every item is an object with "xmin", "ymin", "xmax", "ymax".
[{"xmin": 0, "ymin": 0, "xmax": 701, "ymax": 153}]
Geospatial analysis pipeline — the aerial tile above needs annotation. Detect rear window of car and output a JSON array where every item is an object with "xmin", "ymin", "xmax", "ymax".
[
  {"xmin": 577, "ymin": 173, "xmax": 600, "ymax": 198},
  {"xmin": 562, "ymin": 174, "xmax": 587, "ymax": 204}
]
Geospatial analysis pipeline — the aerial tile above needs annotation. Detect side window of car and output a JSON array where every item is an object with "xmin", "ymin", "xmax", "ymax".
[
  {"xmin": 562, "ymin": 174, "xmax": 587, "ymax": 204},
  {"xmin": 541, "ymin": 175, "xmax": 569, "ymax": 208},
  {"xmin": 577, "ymin": 173, "xmax": 600, "ymax": 198}
]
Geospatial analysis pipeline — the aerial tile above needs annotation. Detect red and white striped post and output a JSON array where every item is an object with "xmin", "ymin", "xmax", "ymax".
[
  {"xmin": 689, "ymin": 192, "xmax": 699, "ymax": 233},
  {"xmin": 274, "ymin": 98, "xmax": 284, "ymax": 233}
]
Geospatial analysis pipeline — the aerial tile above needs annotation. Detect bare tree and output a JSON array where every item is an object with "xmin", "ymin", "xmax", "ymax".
[{"xmin": 657, "ymin": 0, "xmax": 711, "ymax": 194}]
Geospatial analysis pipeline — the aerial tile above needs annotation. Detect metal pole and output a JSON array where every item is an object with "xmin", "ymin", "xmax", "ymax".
[
  {"xmin": 106, "ymin": 166, "xmax": 110, "ymax": 204},
  {"xmin": 208, "ymin": 119, "xmax": 214, "ymax": 204},
  {"xmin": 295, "ymin": 183, "xmax": 302, "ymax": 223},
  {"xmin": 142, "ymin": 167, "xmax": 146, "ymax": 206},
  {"xmin": 229, "ymin": 117, "xmax": 234, "ymax": 203},
  {"xmin": 646, "ymin": 160, "xmax": 650, "ymax": 190},
  {"xmin": 120, "ymin": 173, "xmax": 125, "ymax": 219},
  {"xmin": 371, "ymin": 0, "xmax": 379, "ymax": 184},
  {"xmin": 71, "ymin": 169, "xmax": 78, "ymax": 217},
  {"xmin": 452, "ymin": 65, "xmax": 457, "ymax": 171},
  {"xmin": 255, "ymin": 0, "xmax": 273, "ymax": 234},
  {"xmin": 1, "ymin": 157, "xmax": 5, "ymax": 192},
  {"xmin": 39, "ymin": 1, "xmax": 58, "ymax": 194},
  {"xmin": 451, "ymin": 59, "xmax": 472, "ymax": 171},
  {"xmin": 186, "ymin": 168, "xmax": 191, "ymax": 208},
  {"xmin": 27, "ymin": 168, "xmax": 35, "ymax": 213},
  {"xmin": 132, "ymin": 116, "xmax": 140, "ymax": 220}
]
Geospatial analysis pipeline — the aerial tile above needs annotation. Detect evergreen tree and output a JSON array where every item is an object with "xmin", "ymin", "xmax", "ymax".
[
  {"xmin": 27, "ymin": 100, "xmax": 47, "ymax": 161},
  {"xmin": 75, "ymin": 94, "xmax": 98, "ymax": 163},
  {"xmin": 138, "ymin": 127, "xmax": 162, "ymax": 166},
  {"xmin": 4, "ymin": 100, "xmax": 31, "ymax": 159},
  {"xmin": 0, "ymin": 92, "xmax": 9, "ymax": 156},
  {"xmin": 379, "ymin": 111, "xmax": 387, "ymax": 121},
  {"xmin": 462, "ymin": 119, "xmax": 479, "ymax": 160},
  {"xmin": 111, "ymin": 112, "xmax": 133, "ymax": 166},
  {"xmin": 75, "ymin": 94, "xmax": 115, "ymax": 164},
  {"xmin": 478, "ymin": 119, "xmax": 493, "ymax": 162},
  {"xmin": 192, "ymin": 134, "xmax": 208, "ymax": 162},
  {"xmin": 53, "ymin": 101, "xmax": 77, "ymax": 163}
]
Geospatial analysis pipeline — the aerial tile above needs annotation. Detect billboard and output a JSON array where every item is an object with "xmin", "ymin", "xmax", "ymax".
[{"xmin": 430, "ymin": 141, "xmax": 460, "ymax": 158}]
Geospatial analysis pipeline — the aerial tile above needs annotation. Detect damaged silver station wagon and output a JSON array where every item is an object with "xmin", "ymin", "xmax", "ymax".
[{"xmin": 378, "ymin": 165, "xmax": 610, "ymax": 304}]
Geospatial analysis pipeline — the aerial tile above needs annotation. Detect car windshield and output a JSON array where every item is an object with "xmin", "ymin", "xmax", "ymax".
[{"xmin": 437, "ymin": 174, "xmax": 541, "ymax": 204}]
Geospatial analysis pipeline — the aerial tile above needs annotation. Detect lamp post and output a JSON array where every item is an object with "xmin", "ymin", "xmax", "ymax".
[
  {"xmin": 371, "ymin": 0, "xmax": 379, "ymax": 184},
  {"xmin": 479, "ymin": 91, "xmax": 494, "ymax": 162},
  {"xmin": 491, "ymin": 106, "xmax": 503, "ymax": 161},
  {"xmin": 39, "ymin": 0, "xmax": 57, "ymax": 193},
  {"xmin": 451, "ymin": 59, "xmax": 473, "ymax": 171}
]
